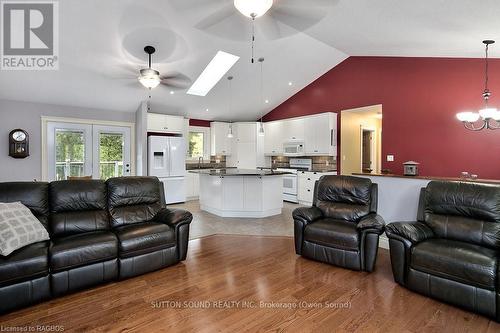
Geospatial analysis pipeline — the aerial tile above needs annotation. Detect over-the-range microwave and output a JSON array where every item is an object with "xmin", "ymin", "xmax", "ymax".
[{"xmin": 283, "ymin": 141, "xmax": 305, "ymax": 156}]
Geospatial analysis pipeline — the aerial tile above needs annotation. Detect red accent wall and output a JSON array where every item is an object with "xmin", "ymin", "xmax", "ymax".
[
  {"xmin": 189, "ymin": 119, "xmax": 211, "ymax": 127},
  {"xmin": 263, "ymin": 56, "xmax": 500, "ymax": 179}
]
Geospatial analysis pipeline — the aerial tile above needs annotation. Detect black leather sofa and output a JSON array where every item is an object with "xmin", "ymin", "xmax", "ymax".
[
  {"xmin": 386, "ymin": 181, "xmax": 500, "ymax": 321},
  {"xmin": 0, "ymin": 177, "xmax": 192, "ymax": 314},
  {"xmin": 293, "ymin": 175, "xmax": 385, "ymax": 272}
]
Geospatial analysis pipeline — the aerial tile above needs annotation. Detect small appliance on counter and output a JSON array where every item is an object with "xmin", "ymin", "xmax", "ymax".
[
  {"xmin": 148, "ymin": 135, "xmax": 186, "ymax": 204},
  {"xmin": 403, "ymin": 161, "xmax": 420, "ymax": 176}
]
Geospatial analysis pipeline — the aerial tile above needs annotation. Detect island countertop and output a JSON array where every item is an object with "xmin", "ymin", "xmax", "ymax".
[{"xmin": 189, "ymin": 168, "xmax": 291, "ymax": 176}]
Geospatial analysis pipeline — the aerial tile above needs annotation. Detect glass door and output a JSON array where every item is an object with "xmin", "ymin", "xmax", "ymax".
[
  {"xmin": 47, "ymin": 122, "xmax": 93, "ymax": 181},
  {"xmin": 92, "ymin": 125, "xmax": 131, "ymax": 179},
  {"xmin": 46, "ymin": 122, "xmax": 132, "ymax": 181}
]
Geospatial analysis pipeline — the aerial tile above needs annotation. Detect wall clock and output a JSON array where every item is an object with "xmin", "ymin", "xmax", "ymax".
[{"xmin": 9, "ymin": 129, "xmax": 29, "ymax": 158}]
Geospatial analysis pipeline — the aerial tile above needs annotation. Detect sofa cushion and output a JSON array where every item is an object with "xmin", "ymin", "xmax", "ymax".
[
  {"xmin": 0, "ymin": 241, "xmax": 48, "ymax": 286},
  {"xmin": 107, "ymin": 177, "xmax": 162, "ymax": 228},
  {"xmin": 304, "ymin": 219, "xmax": 359, "ymax": 251},
  {"xmin": 49, "ymin": 180, "xmax": 109, "ymax": 237},
  {"xmin": 50, "ymin": 231, "xmax": 117, "ymax": 272},
  {"xmin": 315, "ymin": 176, "xmax": 372, "ymax": 222},
  {"xmin": 0, "ymin": 202, "xmax": 50, "ymax": 256},
  {"xmin": 0, "ymin": 182, "xmax": 49, "ymax": 228},
  {"xmin": 411, "ymin": 239, "xmax": 498, "ymax": 290},
  {"xmin": 423, "ymin": 181, "xmax": 500, "ymax": 249},
  {"xmin": 115, "ymin": 222, "xmax": 175, "ymax": 258}
]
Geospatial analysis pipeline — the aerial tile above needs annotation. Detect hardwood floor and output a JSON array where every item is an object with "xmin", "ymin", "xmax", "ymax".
[{"xmin": 0, "ymin": 235, "xmax": 498, "ymax": 332}]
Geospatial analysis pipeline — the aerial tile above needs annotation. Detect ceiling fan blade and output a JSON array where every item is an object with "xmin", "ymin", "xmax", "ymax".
[
  {"xmin": 160, "ymin": 72, "xmax": 192, "ymax": 89},
  {"xmin": 271, "ymin": 0, "xmax": 335, "ymax": 32},
  {"xmin": 169, "ymin": 0, "xmax": 229, "ymax": 11},
  {"xmin": 194, "ymin": 4, "xmax": 250, "ymax": 41}
]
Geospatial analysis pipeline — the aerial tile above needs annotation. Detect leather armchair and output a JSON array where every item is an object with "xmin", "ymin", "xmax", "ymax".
[
  {"xmin": 107, "ymin": 177, "xmax": 193, "ymax": 279},
  {"xmin": 386, "ymin": 181, "xmax": 500, "ymax": 321},
  {"xmin": 293, "ymin": 175, "xmax": 385, "ymax": 272}
]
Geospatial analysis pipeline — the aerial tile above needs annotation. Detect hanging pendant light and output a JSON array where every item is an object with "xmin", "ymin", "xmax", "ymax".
[
  {"xmin": 258, "ymin": 57, "xmax": 265, "ymax": 136},
  {"xmin": 227, "ymin": 76, "xmax": 234, "ymax": 138},
  {"xmin": 456, "ymin": 40, "xmax": 500, "ymax": 130}
]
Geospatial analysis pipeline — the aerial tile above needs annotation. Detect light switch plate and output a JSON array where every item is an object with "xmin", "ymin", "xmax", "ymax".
[{"xmin": 387, "ymin": 155, "xmax": 394, "ymax": 162}]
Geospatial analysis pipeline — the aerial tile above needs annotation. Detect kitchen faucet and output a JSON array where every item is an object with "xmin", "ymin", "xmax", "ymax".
[{"xmin": 198, "ymin": 156, "xmax": 203, "ymax": 169}]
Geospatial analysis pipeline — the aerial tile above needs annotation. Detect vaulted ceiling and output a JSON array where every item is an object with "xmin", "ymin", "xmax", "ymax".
[{"xmin": 0, "ymin": 0, "xmax": 499, "ymax": 121}]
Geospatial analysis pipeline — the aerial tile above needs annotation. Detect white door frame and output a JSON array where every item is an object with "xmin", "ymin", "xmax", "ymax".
[
  {"xmin": 92, "ymin": 125, "xmax": 132, "ymax": 179},
  {"xmin": 46, "ymin": 122, "xmax": 93, "ymax": 181},
  {"xmin": 42, "ymin": 116, "xmax": 135, "ymax": 181}
]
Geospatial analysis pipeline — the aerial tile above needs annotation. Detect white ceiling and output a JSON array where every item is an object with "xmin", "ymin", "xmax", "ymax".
[{"xmin": 1, "ymin": 0, "xmax": 499, "ymax": 122}]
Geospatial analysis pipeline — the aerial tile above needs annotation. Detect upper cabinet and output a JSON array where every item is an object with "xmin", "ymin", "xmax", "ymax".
[
  {"xmin": 264, "ymin": 112, "xmax": 337, "ymax": 156},
  {"xmin": 264, "ymin": 121, "xmax": 284, "ymax": 155},
  {"xmin": 147, "ymin": 113, "xmax": 185, "ymax": 134},
  {"xmin": 210, "ymin": 122, "xmax": 232, "ymax": 156},
  {"xmin": 304, "ymin": 113, "xmax": 337, "ymax": 156}
]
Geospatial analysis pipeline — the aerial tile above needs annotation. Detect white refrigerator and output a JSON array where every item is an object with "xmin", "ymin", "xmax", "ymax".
[{"xmin": 148, "ymin": 136, "xmax": 186, "ymax": 204}]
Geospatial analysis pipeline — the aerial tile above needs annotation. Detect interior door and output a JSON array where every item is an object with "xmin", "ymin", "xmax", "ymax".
[
  {"xmin": 92, "ymin": 125, "xmax": 131, "ymax": 179},
  {"xmin": 47, "ymin": 122, "xmax": 93, "ymax": 181},
  {"xmin": 362, "ymin": 130, "xmax": 373, "ymax": 173}
]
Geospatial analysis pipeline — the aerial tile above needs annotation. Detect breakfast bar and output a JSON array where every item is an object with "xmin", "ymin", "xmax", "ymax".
[{"xmin": 189, "ymin": 169, "xmax": 290, "ymax": 218}]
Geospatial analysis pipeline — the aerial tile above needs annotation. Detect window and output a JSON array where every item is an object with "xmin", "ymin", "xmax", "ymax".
[
  {"xmin": 187, "ymin": 126, "xmax": 210, "ymax": 161},
  {"xmin": 188, "ymin": 131, "xmax": 204, "ymax": 159}
]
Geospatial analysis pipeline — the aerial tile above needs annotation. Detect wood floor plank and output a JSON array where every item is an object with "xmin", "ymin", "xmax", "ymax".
[{"xmin": 0, "ymin": 235, "xmax": 498, "ymax": 333}]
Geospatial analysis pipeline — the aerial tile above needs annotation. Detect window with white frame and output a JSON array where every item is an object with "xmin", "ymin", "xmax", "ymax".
[{"xmin": 187, "ymin": 126, "xmax": 210, "ymax": 161}]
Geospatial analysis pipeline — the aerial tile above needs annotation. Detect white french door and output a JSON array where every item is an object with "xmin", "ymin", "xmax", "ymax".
[
  {"xmin": 46, "ymin": 121, "xmax": 131, "ymax": 181},
  {"xmin": 92, "ymin": 125, "xmax": 131, "ymax": 180}
]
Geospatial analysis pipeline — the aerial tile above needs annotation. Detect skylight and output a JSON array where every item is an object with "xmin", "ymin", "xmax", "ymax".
[{"xmin": 187, "ymin": 51, "xmax": 240, "ymax": 97}]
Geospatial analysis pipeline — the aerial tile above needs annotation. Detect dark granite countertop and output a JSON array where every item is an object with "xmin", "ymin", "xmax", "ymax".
[{"xmin": 189, "ymin": 169, "xmax": 291, "ymax": 176}]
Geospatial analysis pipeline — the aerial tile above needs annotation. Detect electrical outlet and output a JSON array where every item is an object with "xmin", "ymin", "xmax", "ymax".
[{"xmin": 387, "ymin": 155, "xmax": 395, "ymax": 162}]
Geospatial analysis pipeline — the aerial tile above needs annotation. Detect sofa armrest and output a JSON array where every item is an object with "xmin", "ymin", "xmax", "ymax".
[
  {"xmin": 357, "ymin": 213, "xmax": 385, "ymax": 234},
  {"xmin": 154, "ymin": 208, "xmax": 193, "ymax": 229},
  {"xmin": 292, "ymin": 206, "xmax": 323, "ymax": 225},
  {"xmin": 153, "ymin": 208, "xmax": 193, "ymax": 261},
  {"xmin": 385, "ymin": 221, "xmax": 434, "ymax": 245}
]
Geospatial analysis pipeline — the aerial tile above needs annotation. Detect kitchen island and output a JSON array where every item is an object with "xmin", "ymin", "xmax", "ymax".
[{"xmin": 189, "ymin": 169, "xmax": 290, "ymax": 218}]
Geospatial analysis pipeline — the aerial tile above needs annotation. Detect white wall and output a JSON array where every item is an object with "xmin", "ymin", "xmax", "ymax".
[{"xmin": 0, "ymin": 99, "xmax": 135, "ymax": 182}]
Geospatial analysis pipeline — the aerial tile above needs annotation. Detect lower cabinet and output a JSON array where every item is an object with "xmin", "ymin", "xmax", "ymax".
[
  {"xmin": 186, "ymin": 173, "xmax": 200, "ymax": 200},
  {"xmin": 297, "ymin": 171, "xmax": 337, "ymax": 205}
]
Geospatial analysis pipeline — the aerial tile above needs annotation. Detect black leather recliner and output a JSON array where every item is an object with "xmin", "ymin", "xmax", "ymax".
[
  {"xmin": 0, "ymin": 176, "xmax": 192, "ymax": 314},
  {"xmin": 386, "ymin": 181, "xmax": 500, "ymax": 321},
  {"xmin": 293, "ymin": 176, "xmax": 385, "ymax": 271}
]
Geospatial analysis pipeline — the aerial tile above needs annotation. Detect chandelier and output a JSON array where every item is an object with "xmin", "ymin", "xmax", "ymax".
[{"xmin": 456, "ymin": 40, "xmax": 500, "ymax": 130}]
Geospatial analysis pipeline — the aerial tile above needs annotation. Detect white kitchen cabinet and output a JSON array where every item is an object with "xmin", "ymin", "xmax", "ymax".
[
  {"xmin": 227, "ymin": 123, "xmax": 263, "ymax": 169},
  {"xmin": 264, "ymin": 121, "xmax": 284, "ymax": 155},
  {"xmin": 304, "ymin": 113, "xmax": 337, "ymax": 156},
  {"xmin": 297, "ymin": 171, "xmax": 337, "ymax": 205},
  {"xmin": 147, "ymin": 113, "xmax": 185, "ymax": 133},
  {"xmin": 282, "ymin": 118, "xmax": 305, "ymax": 141},
  {"xmin": 185, "ymin": 172, "xmax": 200, "ymax": 200},
  {"xmin": 210, "ymin": 122, "xmax": 232, "ymax": 156}
]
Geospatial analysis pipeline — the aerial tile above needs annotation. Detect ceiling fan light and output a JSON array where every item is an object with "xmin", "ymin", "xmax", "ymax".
[
  {"xmin": 492, "ymin": 111, "xmax": 500, "ymax": 121},
  {"xmin": 234, "ymin": 0, "xmax": 273, "ymax": 18},
  {"xmin": 456, "ymin": 112, "xmax": 480, "ymax": 123},
  {"xmin": 139, "ymin": 69, "xmax": 161, "ymax": 89},
  {"xmin": 479, "ymin": 107, "xmax": 498, "ymax": 120}
]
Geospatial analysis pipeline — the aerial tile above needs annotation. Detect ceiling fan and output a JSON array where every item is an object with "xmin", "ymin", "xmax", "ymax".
[
  {"xmin": 171, "ymin": 0, "xmax": 335, "ymax": 61},
  {"xmin": 136, "ymin": 45, "xmax": 191, "ymax": 90}
]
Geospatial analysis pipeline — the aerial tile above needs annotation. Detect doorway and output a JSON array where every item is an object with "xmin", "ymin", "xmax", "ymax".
[
  {"xmin": 361, "ymin": 128, "xmax": 375, "ymax": 173},
  {"xmin": 340, "ymin": 105, "xmax": 382, "ymax": 176},
  {"xmin": 43, "ymin": 118, "xmax": 134, "ymax": 181}
]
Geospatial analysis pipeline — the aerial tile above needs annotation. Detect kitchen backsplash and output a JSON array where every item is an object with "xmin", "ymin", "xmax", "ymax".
[
  {"xmin": 186, "ymin": 155, "xmax": 227, "ymax": 170},
  {"xmin": 271, "ymin": 156, "xmax": 337, "ymax": 172}
]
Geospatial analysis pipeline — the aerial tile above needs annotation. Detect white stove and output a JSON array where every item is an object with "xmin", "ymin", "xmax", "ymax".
[{"xmin": 276, "ymin": 158, "xmax": 312, "ymax": 203}]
